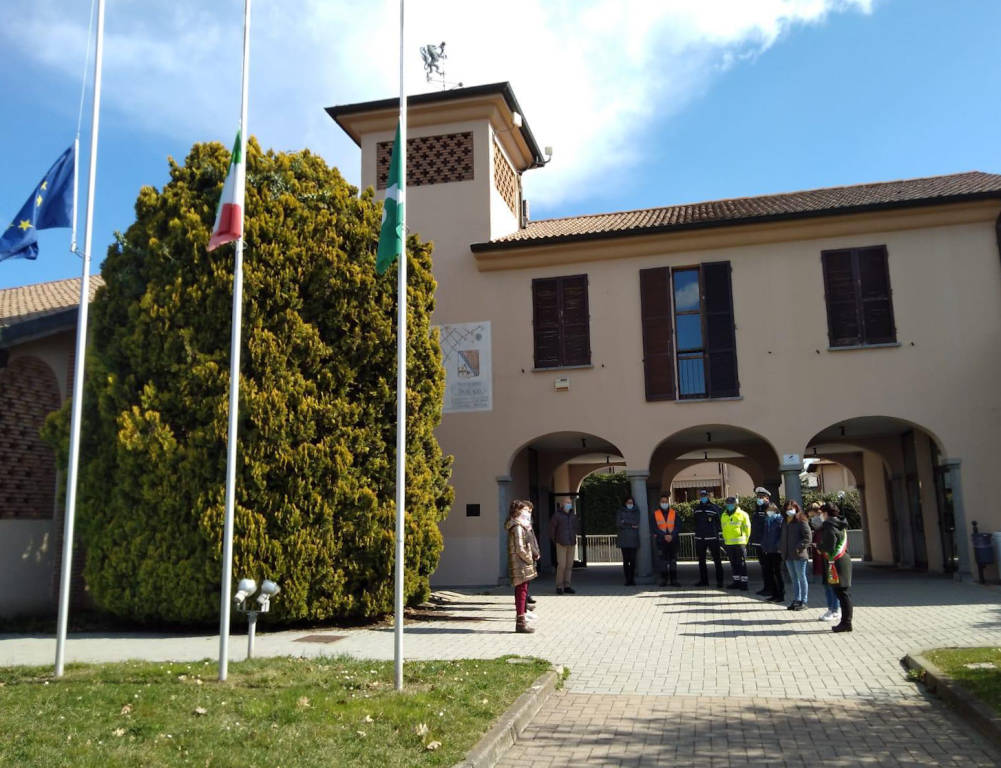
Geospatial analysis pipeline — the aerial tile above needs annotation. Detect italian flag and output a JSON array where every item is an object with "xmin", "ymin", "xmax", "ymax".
[
  {"xmin": 376, "ymin": 123, "xmax": 404, "ymax": 274},
  {"xmin": 208, "ymin": 130, "xmax": 245, "ymax": 252}
]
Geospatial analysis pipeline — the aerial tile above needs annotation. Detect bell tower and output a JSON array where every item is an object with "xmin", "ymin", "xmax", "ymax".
[{"xmin": 326, "ymin": 82, "xmax": 546, "ymax": 251}]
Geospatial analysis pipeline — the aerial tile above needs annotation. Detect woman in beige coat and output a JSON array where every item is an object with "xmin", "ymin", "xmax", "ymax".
[{"xmin": 507, "ymin": 499, "xmax": 540, "ymax": 633}]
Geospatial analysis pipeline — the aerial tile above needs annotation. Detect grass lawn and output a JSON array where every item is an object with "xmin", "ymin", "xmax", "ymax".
[
  {"xmin": 924, "ymin": 647, "xmax": 1001, "ymax": 714},
  {"xmin": 0, "ymin": 655, "xmax": 554, "ymax": 767}
]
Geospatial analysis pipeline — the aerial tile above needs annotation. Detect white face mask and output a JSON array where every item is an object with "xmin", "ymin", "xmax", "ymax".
[
  {"xmin": 660, "ymin": 502, "xmax": 670, "ymax": 510},
  {"xmin": 785, "ymin": 509, "xmax": 795, "ymax": 517},
  {"xmin": 625, "ymin": 503, "xmax": 634, "ymax": 510}
]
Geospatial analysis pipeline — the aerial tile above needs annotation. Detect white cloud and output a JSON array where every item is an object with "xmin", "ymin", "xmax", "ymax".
[{"xmin": 2, "ymin": 0, "xmax": 874, "ymax": 211}]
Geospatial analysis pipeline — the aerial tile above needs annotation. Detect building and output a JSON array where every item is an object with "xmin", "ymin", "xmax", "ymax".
[
  {"xmin": 328, "ymin": 82, "xmax": 1001, "ymax": 585},
  {"xmin": 0, "ymin": 276, "xmax": 102, "ymax": 616}
]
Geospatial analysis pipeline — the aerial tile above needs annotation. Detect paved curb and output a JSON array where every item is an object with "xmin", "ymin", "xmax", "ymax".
[
  {"xmin": 452, "ymin": 667, "xmax": 560, "ymax": 768},
  {"xmin": 902, "ymin": 651, "xmax": 1001, "ymax": 752}
]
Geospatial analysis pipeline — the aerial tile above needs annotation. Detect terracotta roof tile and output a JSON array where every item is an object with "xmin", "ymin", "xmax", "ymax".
[
  {"xmin": 477, "ymin": 171, "xmax": 1001, "ymax": 249},
  {"xmin": 0, "ymin": 275, "xmax": 104, "ymax": 328}
]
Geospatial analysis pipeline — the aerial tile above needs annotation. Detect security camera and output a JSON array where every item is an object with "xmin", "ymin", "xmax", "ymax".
[{"xmin": 234, "ymin": 578, "xmax": 257, "ymax": 604}]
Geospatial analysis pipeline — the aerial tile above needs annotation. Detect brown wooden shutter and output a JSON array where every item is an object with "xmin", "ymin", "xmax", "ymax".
[
  {"xmin": 532, "ymin": 277, "xmax": 562, "ymax": 368},
  {"xmin": 560, "ymin": 275, "xmax": 591, "ymax": 366},
  {"xmin": 822, "ymin": 249, "xmax": 862, "ymax": 347},
  {"xmin": 858, "ymin": 246, "xmax": 896, "ymax": 344},
  {"xmin": 702, "ymin": 261, "xmax": 739, "ymax": 398},
  {"xmin": 639, "ymin": 267, "xmax": 676, "ymax": 401}
]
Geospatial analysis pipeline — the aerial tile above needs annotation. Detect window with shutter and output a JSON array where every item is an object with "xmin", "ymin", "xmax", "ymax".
[
  {"xmin": 532, "ymin": 274, "xmax": 590, "ymax": 368},
  {"xmin": 822, "ymin": 245, "xmax": 896, "ymax": 347},
  {"xmin": 702, "ymin": 261, "xmax": 740, "ymax": 398},
  {"xmin": 639, "ymin": 267, "xmax": 676, "ymax": 401}
]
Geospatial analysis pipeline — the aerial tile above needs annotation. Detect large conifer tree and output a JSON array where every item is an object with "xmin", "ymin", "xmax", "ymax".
[{"xmin": 51, "ymin": 139, "xmax": 453, "ymax": 623}]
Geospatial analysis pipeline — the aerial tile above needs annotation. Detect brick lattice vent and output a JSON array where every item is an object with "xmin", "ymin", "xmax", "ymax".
[
  {"xmin": 0, "ymin": 355, "xmax": 61, "ymax": 519},
  {"xmin": 493, "ymin": 139, "xmax": 518, "ymax": 214},
  {"xmin": 377, "ymin": 131, "xmax": 474, "ymax": 188}
]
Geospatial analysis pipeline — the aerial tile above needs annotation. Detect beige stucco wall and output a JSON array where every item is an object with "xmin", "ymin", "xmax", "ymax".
[{"xmin": 353, "ymin": 109, "xmax": 1001, "ymax": 586}]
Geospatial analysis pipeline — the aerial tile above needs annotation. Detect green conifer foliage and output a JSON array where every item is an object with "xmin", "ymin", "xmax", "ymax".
[{"xmin": 49, "ymin": 140, "xmax": 453, "ymax": 624}]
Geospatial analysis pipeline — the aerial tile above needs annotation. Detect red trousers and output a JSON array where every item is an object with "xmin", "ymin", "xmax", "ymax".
[{"xmin": 514, "ymin": 582, "xmax": 528, "ymax": 615}]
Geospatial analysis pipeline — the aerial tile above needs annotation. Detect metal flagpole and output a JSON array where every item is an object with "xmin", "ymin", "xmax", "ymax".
[
  {"xmin": 218, "ymin": 0, "xmax": 252, "ymax": 683},
  {"xmin": 393, "ymin": 0, "xmax": 408, "ymax": 692},
  {"xmin": 55, "ymin": 0, "xmax": 105, "ymax": 678}
]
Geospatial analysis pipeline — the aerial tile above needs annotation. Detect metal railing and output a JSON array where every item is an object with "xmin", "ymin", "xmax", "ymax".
[{"xmin": 578, "ymin": 531, "xmax": 864, "ymax": 563}]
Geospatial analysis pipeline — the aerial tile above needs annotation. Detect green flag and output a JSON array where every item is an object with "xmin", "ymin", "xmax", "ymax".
[{"xmin": 376, "ymin": 123, "xmax": 404, "ymax": 274}]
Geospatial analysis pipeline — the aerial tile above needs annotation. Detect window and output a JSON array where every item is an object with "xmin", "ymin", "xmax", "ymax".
[
  {"xmin": 532, "ymin": 274, "xmax": 590, "ymax": 369},
  {"xmin": 821, "ymin": 245, "xmax": 896, "ymax": 347},
  {"xmin": 639, "ymin": 262, "xmax": 739, "ymax": 401}
]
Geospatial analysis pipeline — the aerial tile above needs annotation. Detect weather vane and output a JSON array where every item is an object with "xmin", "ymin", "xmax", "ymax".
[{"xmin": 420, "ymin": 41, "xmax": 463, "ymax": 91}]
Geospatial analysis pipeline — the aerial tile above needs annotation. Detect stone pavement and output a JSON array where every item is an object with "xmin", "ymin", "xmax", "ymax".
[{"xmin": 4, "ymin": 562, "xmax": 1001, "ymax": 764}]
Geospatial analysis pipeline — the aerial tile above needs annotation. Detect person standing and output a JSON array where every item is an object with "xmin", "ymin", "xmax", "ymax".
[
  {"xmin": 616, "ymin": 496, "xmax": 641, "ymax": 586},
  {"xmin": 506, "ymin": 500, "xmax": 540, "ymax": 633},
  {"xmin": 721, "ymin": 496, "xmax": 751, "ymax": 591},
  {"xmin": 819, "ymin": 502, "xmax": 853, "ymax": 632},
  {"xmin": 653, "ymin": 494, "xmax": 682, "ymax": 587},
  {"xmin": 750, "ymin": 486, "xmax": 771, "ymax": 594},
  {"xmin": 760, "ymin": 502, "xmax": 785, "ymax": 602},
  {"xmin": 549, "ymin": 496, "xmax": 577, "ymax": 594},
  {"xmin": 808, "ymin": 502, "xmax": 839, "ymax": 622},
  {"xmin": 780, "ymin": 500, "xmax": 811, "ymax": 610},
  {"xmin": 691, "ymin": 489, "xmax": 725, "ymax": 588}
]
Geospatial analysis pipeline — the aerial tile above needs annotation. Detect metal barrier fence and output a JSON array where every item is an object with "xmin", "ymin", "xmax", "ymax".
[{"xmin": 578, "ymin": 530, "xmax": 864, "ymax": 563}]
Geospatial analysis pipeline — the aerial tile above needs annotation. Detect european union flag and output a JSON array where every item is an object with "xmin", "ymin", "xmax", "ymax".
[{"xmin": 0, "ymin": 145, "xmax": 75, "ymax": 262}]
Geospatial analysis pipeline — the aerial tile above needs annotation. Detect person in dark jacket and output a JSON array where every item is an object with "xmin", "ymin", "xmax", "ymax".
[
  {"xmin": 781, "ymin": 500, "xmax": 812, "ymax": 610},
  {"xmin": 691, "ymin": 489, "xmax": 725, "ymax": 587},
  {"xmin": 750, "ymin": 486, "xmax": 771, "ymax": 594},
  {"xmin": 549, "ymin": 497, "xmax": 578, "ymax": 594},
  {"xmin": 819, "ymin": 502, "xmax": 853, "ymax": 632},
  {"xmin": 760, "ymin": 502, "xmax": 785, "ymax": 602},
  {"xmin": 808, "ymin": 502, "xmax": 839, "ymax": 621},
  {"xmin": 616, "ymin": 496, "xmax": 641, "ymax": 586}
]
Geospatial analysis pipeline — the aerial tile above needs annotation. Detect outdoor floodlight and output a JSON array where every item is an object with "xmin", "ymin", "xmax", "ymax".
[
  {"xmin": 234, "ymin": 578, "xmax": 257, "ymax": 604},
  {"xmin": 256, "ymin": 580, "xmax": 280, "ymax": 612},
  {"xmin": 233, "ymin": 577, "xmax": 281, "ymax": 658}
]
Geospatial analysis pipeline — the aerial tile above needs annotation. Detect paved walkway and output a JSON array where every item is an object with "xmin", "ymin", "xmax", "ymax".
[{"xmin": 4, "ymin": 563, "xmax": 1001, "ymax": 764}]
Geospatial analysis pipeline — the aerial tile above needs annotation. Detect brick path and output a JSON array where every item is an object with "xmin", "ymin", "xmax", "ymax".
[{"xmin": 485, "ymin": 563, "xmax": 1001, "ymax": 766}]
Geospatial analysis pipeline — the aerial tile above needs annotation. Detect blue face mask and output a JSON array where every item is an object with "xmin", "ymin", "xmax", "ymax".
[
  {"xmin": 699, "ymin": 496, "xmax": 709, "ymax": 504},
  {"xmin": 756, "ymin": 498, "xmax": 766, "ymax": 506},
  {"xmin": 726, "ymin": 504, "xmax": 736, "ymax": 512}
]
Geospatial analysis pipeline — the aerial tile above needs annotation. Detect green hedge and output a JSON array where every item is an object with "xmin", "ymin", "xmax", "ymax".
[{"xmin": 43, "ymin": 140, "xmax": 453, "ymax": 625}]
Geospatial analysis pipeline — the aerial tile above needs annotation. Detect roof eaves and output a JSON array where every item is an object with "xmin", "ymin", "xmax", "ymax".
[
  {"xmin": 0, "ymin": 306, "xmax": 78, "ymax": 348},
  {"xmin": 325, "ymin": 82, "xmax": 546, "ymax": 166},
  {"xmin": 470, "ymin": 190, "xmax": 1001, "ymax": 253}
]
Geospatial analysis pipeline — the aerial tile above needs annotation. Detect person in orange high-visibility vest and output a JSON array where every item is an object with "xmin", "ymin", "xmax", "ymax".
[{"xmin": 653, "ymin": 493, "xmax": 682, "ymax": 587}]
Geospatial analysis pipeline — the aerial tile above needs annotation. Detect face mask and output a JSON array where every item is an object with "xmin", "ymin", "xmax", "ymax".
[
  {"xmin": 625, "ymin": 503, "xmax": 634, "ymax": 510},
  {"xmin": 809, "ymin": 515, "xmax": 823, "ymax": 529},
  {"xmin": 756, "ymin": 498, "xmax": 766, "ymax": 506},
  {"xmin": 699, "ymin": 496, "xmax": 709, "ymax": 504},
  {"xmin": 725, "ymin": 504, "xmax": 736, "ymax": 512},
  {"xmin": 563, "ymin": 503, "xmax": 573, "ymax": 512},
  {"xmin": 785, "ymin": 509, "xmax": 795, "ymax": 517},
  {"xmin": 768, "ymin": 511, "xmax": 779, "ymax": 518},
  {"xmin": 659, "ymin": 502, "xmax": 669, "ymax": 510}
]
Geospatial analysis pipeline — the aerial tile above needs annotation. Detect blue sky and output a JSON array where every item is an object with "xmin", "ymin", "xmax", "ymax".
[{"xmin": 1, "ymin": 0, "xmax": 999, "ymax": 290}]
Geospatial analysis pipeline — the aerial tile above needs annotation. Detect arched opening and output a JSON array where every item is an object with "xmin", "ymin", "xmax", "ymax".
[
  {"xmin": 507, "ymin": 431, "xmax": 626, "ymax": 577},
  {"xmin": 805, "ymin": 416, "xmax": 954, "ymax": 574},
  {"xmin": 650, "ymin": 425, "xmax": 781, "ymax": 500}
]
